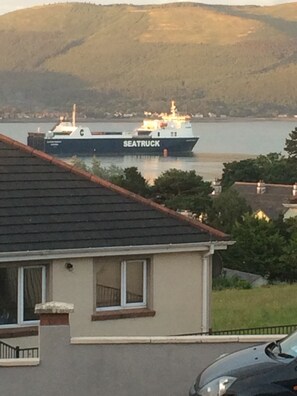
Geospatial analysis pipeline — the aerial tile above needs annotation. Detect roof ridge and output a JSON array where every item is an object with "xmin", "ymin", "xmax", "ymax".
[
  {"xmin": 235, "ymin": 181, "xmax": 294, "ymax": 188},
  {"xmin": 0, "ymin": 133, "xmax": 228, "ymax": 240}
]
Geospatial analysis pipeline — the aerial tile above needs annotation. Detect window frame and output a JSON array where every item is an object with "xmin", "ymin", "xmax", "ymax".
[
  {"xmin": 96, "ymin": 259, "xmax": 147, "ymax": 312},
  {"xmin": 0, "ymin": 264, "xmax": 46, "ymax": 328}
]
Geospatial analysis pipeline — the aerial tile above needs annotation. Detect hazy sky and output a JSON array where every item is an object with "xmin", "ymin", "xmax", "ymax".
[{"xmin": 0, "ymin": 0, "xmax": 296, "ymax": 15}]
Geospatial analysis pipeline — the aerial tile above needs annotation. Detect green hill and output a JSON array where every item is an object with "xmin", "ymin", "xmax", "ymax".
[{"xmin": 1, "ymin": 1, "xmax": 297, "ymax": 116}]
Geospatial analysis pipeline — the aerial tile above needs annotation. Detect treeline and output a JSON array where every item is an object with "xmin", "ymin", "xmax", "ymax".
[{"xmin": 71, "ymin": 127, "xmax": 297, "ymax": 283}]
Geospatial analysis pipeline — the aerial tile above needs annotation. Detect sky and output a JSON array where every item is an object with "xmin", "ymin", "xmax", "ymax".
[{"xmin": 0, "ymin": 0, "xmax": 296, "ymax": 15}]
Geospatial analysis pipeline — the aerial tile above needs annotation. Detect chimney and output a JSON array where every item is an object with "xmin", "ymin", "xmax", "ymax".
[
  {"xmin": 211, "ymin": 179, "xmax": 222, "ymax": 195},
  {"xmin": 257, "ymin": 180, "xmax": 266, "ymax": 194}
]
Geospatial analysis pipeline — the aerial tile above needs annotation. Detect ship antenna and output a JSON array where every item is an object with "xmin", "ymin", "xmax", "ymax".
[
  {"xmin": 171, "ymin": 100, "xmax": 176, "ymax": 117},
  {"xmin": 72, "ymin": 104, "xmax": 76, "ymax": 127}
]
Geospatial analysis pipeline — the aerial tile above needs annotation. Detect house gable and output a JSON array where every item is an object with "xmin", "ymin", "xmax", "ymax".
[
  {"xmin": 283, "ymin": 196, "xmax": 297, "ymax": 220},
  {"xmin": 283, "ymin": 206, "xmax": 297, "ymax": 219},
  {"xmin": 254, "ymin": 209, "xmax": 270, "ymax": 221}
]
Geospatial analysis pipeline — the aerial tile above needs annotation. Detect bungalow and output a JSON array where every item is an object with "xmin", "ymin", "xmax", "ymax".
[
  {"xmin": 0, "ymin": 134, "xmax": 231, "ymax": 344},
  {"xmin": 232, "ymin": 181, "xmax": 297, "ymax": 221}
]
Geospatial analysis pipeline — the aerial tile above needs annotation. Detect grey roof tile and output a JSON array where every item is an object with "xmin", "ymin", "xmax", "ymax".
[{"xmin": 0, "ymin": 134, "xmax": 229, "ymax": 254}]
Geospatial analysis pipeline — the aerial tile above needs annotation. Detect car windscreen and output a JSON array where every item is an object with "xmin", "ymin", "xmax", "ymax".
[{"xmin": 278, "ymin": 330, "xmax": 297, "ymax": 358}]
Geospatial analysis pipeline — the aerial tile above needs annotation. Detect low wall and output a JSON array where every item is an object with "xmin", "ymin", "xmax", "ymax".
[{"xmin": 0, "ymin": 324, "xmax": 279, "ymax": 396}]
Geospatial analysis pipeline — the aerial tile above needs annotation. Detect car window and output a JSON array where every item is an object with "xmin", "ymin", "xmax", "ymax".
[{"xmin": 279, "ymin": 330, "xmax": 297, "ymax": 358}]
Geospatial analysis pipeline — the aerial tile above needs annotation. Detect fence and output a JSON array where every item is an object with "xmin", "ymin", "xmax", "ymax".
[
  {"xmin": 182, "ymin": 323, "xmax": 297, "ymax": 337},
  {"xmin": 0, "ymin": 341, "xmax": 39, "ymax": 359},
  {"xmin": 210, "ymin": 323, "xmax": 297, "ymax": 336}
]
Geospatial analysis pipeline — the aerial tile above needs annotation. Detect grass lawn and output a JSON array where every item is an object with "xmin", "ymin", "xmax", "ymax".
[{"xmin": 212, "ymin": 283, "xmax": 297, "ymax": 331}]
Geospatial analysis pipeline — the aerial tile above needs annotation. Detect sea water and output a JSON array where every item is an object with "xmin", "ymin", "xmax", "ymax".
[{"xmin": 1, "ymin": 119, "xmax": 296, "ymax": 182}]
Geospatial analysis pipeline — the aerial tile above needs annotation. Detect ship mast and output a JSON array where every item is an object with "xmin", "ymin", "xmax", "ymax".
[
  {"xmin": 72, "ymin": 104, "xmax": 76, "ymax": 127},
  {"xmin": 171, "ymin": 100, "xmax": 177, "ymax": 117}
]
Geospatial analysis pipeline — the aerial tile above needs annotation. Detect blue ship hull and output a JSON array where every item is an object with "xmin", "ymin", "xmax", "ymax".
[{"xmin": 28, "ymin": 136, "xmax": 199, "ymax": 155}]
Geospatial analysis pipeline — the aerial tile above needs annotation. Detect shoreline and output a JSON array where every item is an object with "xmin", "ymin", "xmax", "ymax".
[
  {"xmin": 1, "ymin": 117, "xmax": 297, "ymax": 124},
  {"xmin": 197, "ymin": 152, "xmax": 257, "ymax": 162}
]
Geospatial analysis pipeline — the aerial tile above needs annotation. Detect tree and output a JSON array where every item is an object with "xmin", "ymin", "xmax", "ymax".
[
  {"xmin": 278, "ymin": 235, "xmax": 297, "ymax": 282},
  {"xmin": 284, "ymin": 127, "xmax": 297, "ymax": 159},
  {"xmin": 206, "ymin": 189, "xmax": 251, "ymax": 233},
  {"xmin": 90, "ymin": 156, "xmax": 124, "ymax": 180},
  {"xmin": 70, "ymin": 156, "xmax": 124, "ymax": 181},
  {"xmin": 71, "ymin": 156, "xmax": 88, "ymax": 171},
  {"xmin": 276, "ymin": 217, "xmax": 297, "ymax": 282},
  {"xmin": 152, "ymin": 169, "xmax": 212, "ymax": 215},
  {"xmin": 221, "ymin": 153, "xmax": 297, "ymax": 188},
  {"xmin": 89, "ymin": 156, "xmax": 104, "ymax": 177},
  {"xmin": 276, "ymin": 216, "xmax": 297, "ymax": 241},
  {"xmin": 255, "ymin": 153, "xmax": 297, "ymax": 184},
  {"xmin": 223, "ymin": 215, "xmax": 285, "ymax": 281},
  {"xmin": 221, "ymin": 158, "xmax": 261, "ymax": 188},
  {"xmin": 111, "ymin": 167, "xmax": 151, "ymax": 197}
]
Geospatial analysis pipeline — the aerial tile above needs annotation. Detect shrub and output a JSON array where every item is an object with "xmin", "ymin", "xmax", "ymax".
[{"xmin": 213, "ymin": 275, "xmax": 251, "ymax": 291}]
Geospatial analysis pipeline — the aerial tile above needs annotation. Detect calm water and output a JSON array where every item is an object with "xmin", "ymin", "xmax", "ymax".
[{"xmin": 1, "ymin": 119, "xmax": 296, "ymax": 182}]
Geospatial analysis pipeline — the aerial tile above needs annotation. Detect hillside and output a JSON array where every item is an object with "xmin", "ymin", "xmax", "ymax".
[{"xmin": 1, "ymin": 2, "xmax": 297, "ymax": 117}]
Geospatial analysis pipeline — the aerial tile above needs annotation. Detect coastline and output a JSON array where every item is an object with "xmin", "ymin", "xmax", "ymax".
[
  {"xmin": 1, "ymin": 117, "xmax": 297, "ymax": 124},
  {"xmin": 197, "ymin": 152, "xmax": 257, "ymax": 162}
]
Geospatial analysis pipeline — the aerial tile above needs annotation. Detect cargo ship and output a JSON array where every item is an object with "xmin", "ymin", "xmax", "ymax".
[{"xmin": 27, "ymin": 102, "xmax": 199, "ymax": 156}]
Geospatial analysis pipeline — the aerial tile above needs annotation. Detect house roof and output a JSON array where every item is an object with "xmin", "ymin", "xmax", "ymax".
[
  {"xmin": 232, "ymin": 181, "xmax": 295, "ymax": 220},
  {"xmin": 0, "ymin": 134, "xmax": 229, "ymax": 256},
  {"xmin": 222, "ymin": 268, "xmax": 268, "ymax": 286}
]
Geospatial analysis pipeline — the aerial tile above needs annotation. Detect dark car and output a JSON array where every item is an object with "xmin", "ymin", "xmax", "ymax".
[{"xmin": 189, "ymin": 330, "xmax": 297, "ymax": 395}]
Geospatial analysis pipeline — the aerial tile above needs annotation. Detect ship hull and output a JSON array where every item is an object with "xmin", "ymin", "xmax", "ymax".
[{"xmin": 27, "ymin": 136, "xmax": 199, "ymax": 155}]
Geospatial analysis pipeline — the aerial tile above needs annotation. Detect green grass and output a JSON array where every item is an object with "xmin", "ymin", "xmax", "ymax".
[{"xmin": 212, "ymin": 283, "xmax": 297, "ymax": 331}]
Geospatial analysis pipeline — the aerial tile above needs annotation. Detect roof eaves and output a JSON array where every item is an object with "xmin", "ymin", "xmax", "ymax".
[
  {"xmin": 0, "ymin": 240, "xmax": 234, "ymax": 262},
  {"xmin": 234, "ymin": 181, "xmax": 294, "ymax": 189}
]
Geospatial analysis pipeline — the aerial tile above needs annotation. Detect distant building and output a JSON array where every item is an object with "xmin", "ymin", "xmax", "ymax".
[
  {"xmin": 211, "ymin": 179, "xmax": 222, "ymax": 196},
  {"xmin": 232, "ymin": 181, "xmax": 297, "ymax": 221},
  {"xmin": 192, "ymin": 113, "xmax": 204, "ymax": 119},
  {"xmin": 283, "ymin": 187, "xmax": 297, "ymax": 219},
  {"xmin": 222, "ymin": 268, "xmax": 268, "ymax": 288}
]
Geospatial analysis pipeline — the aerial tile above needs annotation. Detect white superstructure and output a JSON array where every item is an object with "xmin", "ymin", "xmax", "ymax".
[{"xmin": 136, "ymin": 101, "xmax": 194, "ymax": 139}]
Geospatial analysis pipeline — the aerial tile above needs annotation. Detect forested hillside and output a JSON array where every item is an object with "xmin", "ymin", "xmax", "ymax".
[{"xmin": 1, "ymin": 1, "xmax": 297, "ymax": 116}]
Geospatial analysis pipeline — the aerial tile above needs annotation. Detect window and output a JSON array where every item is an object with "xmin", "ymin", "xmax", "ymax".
[
  {"xmin": 96, "ymin": 259, "xmax": 147, "ymax": 311},
  {"xmin": 0, "ymin": 265, "xmax": 46, "ymax": 326}
]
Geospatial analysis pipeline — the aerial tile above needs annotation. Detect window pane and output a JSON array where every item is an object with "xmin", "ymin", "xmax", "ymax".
[
  {"xmin": 96, "ymin": 262, "xmax": 121, "ymax": 308},
  {"xmin": 0, "ymin": 268, "xmax": 18, "ymax": 325},
  {"xmin": 126, "ymin": 261, "xmax": 144, "ymax": 304},
  {"xmin": 23, "ymin": 268, "xmax": 43, "ymax": 321}
]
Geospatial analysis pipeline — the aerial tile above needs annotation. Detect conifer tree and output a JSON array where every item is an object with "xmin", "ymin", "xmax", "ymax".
[{"xmin": 284, "ymin": 127, "xmax": 297, "ymax": 159}]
